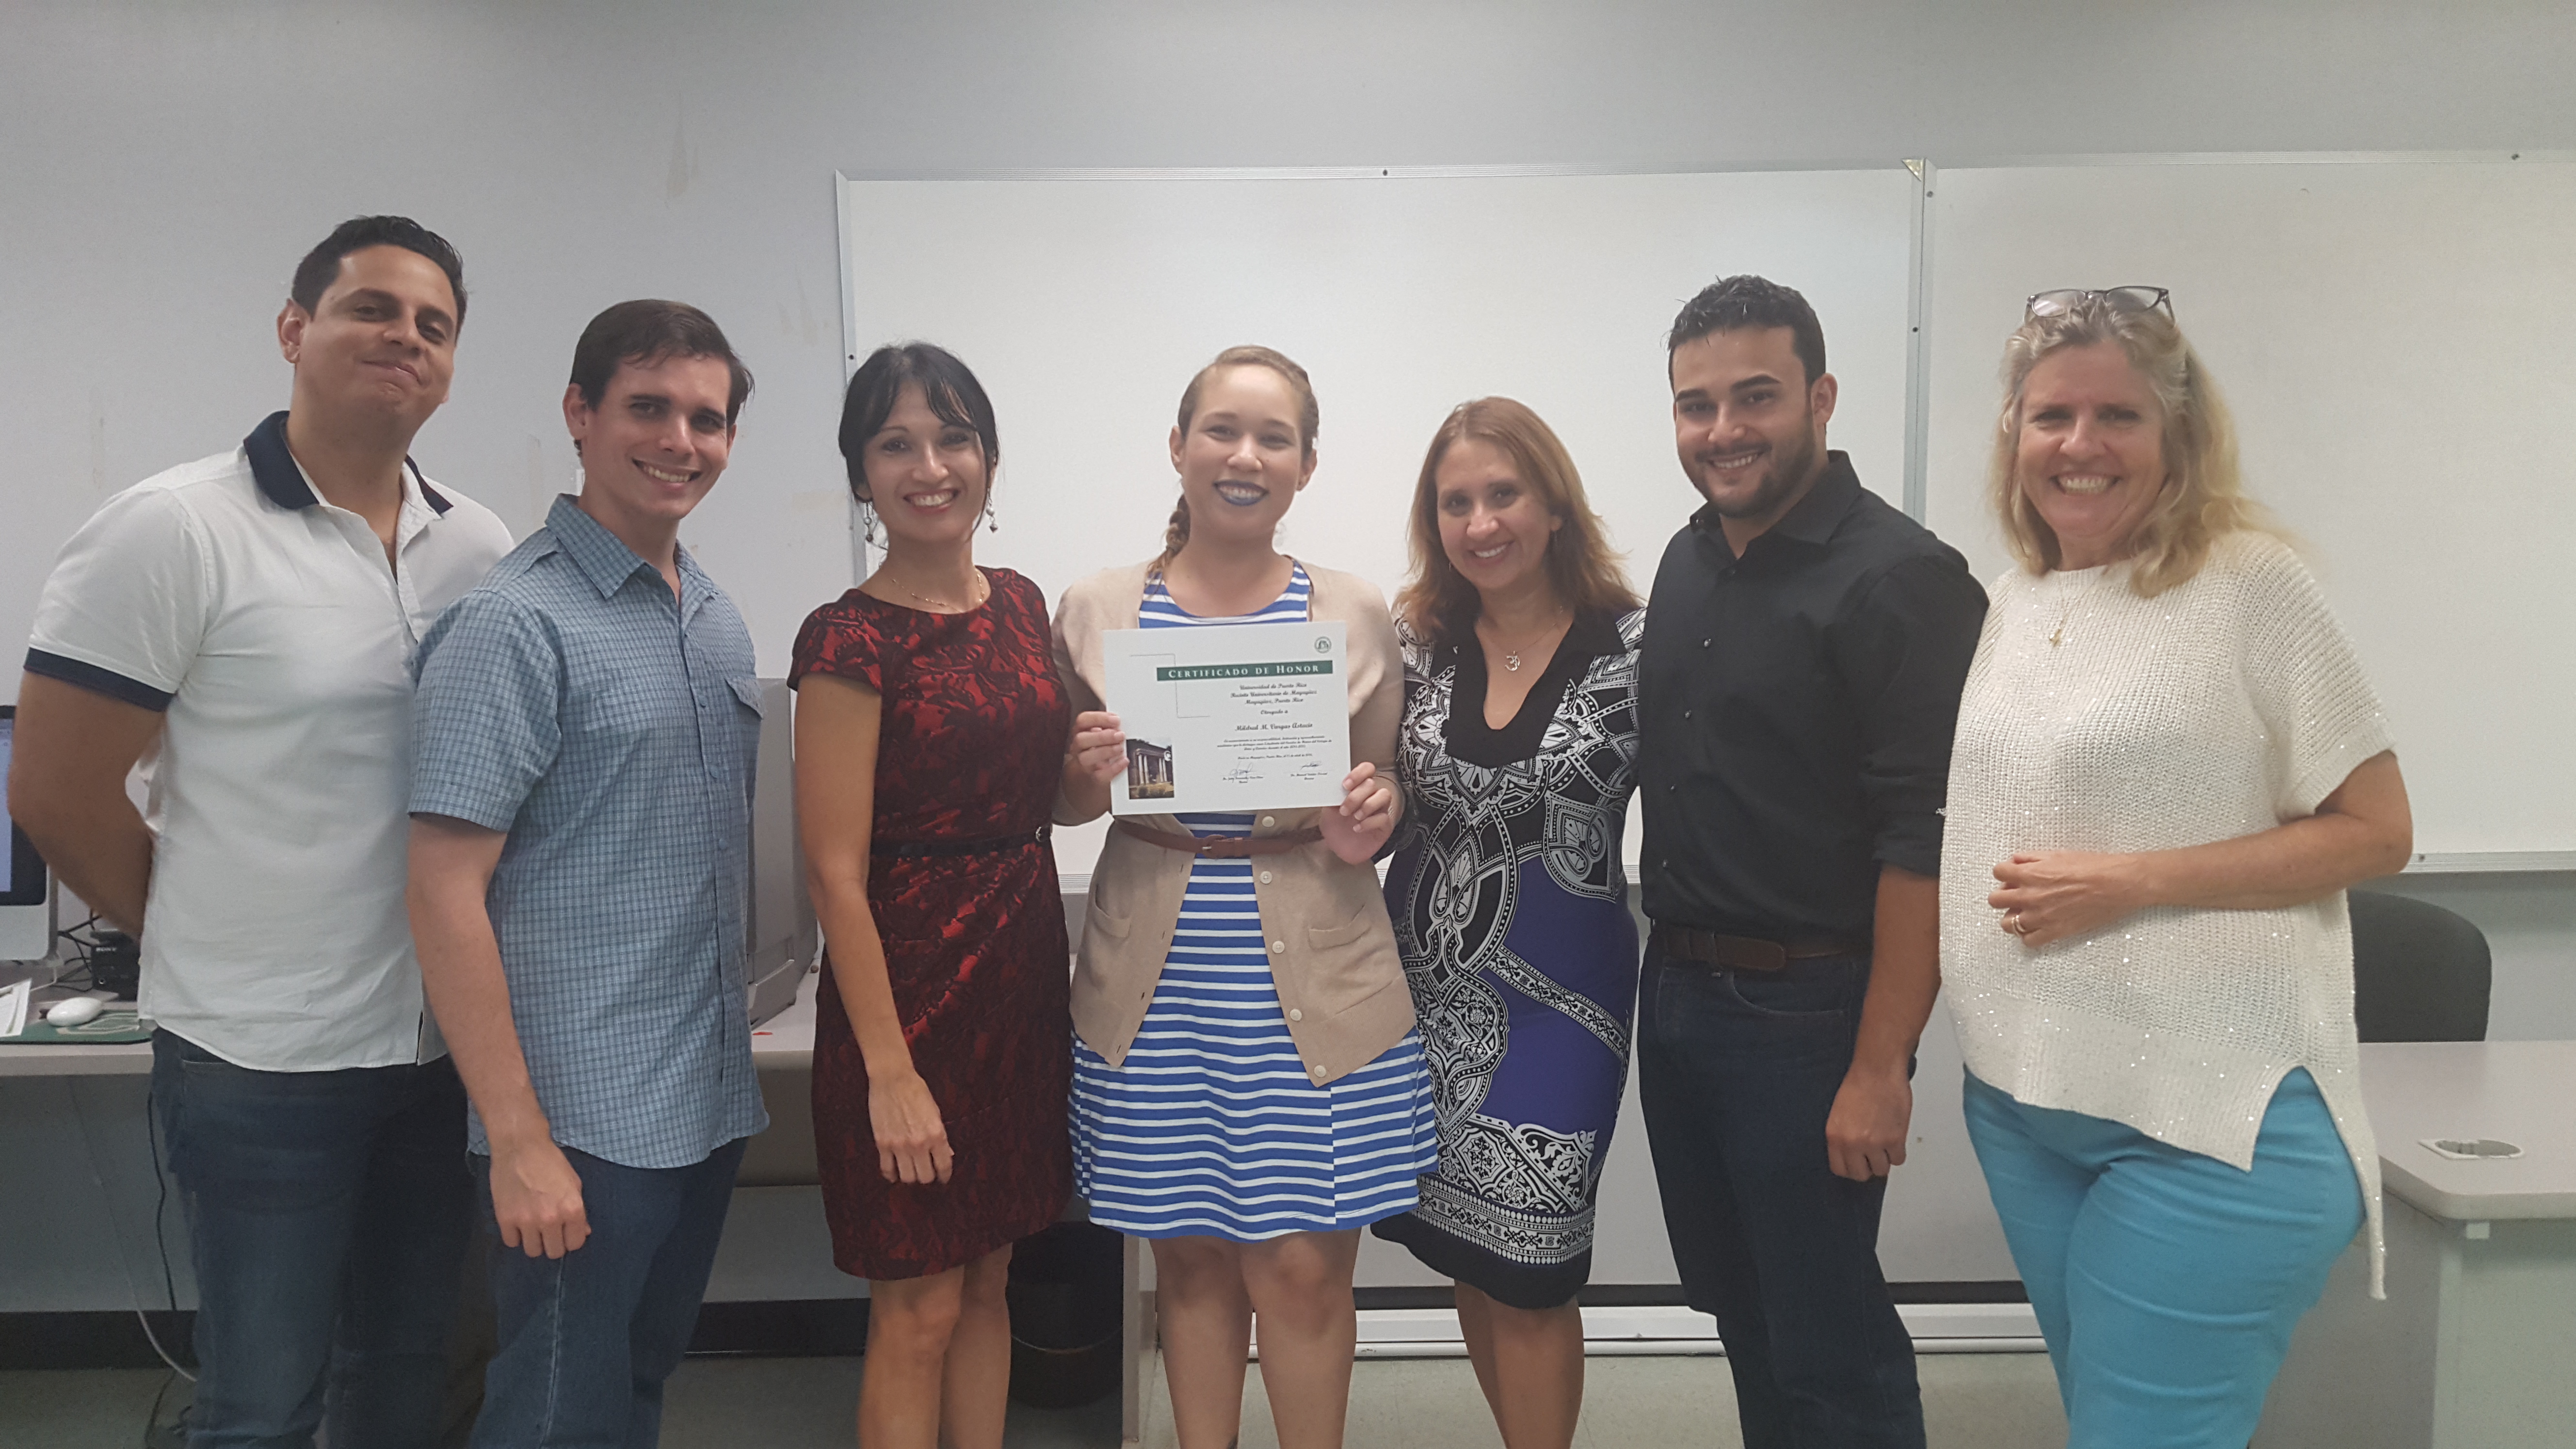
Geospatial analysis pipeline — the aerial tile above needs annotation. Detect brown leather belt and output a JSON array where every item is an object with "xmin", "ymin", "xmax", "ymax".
[
  {"xmin": 1649, "ymin": 923, "xmax": 1870, "ymax": 973},
  {"xmin": 1115, "ymin": 819, "xmax": 1324, "ymax": 858}
]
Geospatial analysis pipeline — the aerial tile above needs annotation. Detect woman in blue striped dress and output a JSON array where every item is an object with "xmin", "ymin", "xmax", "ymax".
[{"xmin": 1053, "ymin": 346, "xmax": 1437, "ymax": 1449}]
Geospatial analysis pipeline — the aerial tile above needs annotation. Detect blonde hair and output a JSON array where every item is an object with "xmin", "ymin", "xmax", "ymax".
[
  {"xmin": 1988, "ymin": 297, "xmax": 2276, "ymax": 596},
  {"xmin": 1154, "ymin": 345, "xmax": 1319, "ymax": 570},
  {"xmin": 1395, "ymin": 397, "xmax": 1637, "ymax": 644}
]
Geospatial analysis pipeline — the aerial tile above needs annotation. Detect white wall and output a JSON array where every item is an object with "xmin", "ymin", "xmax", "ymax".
[
  {"xmin": 4, "ymin": 1, "xmax": 2573, "ymax": 1311},
  {"xmin": 7, "ymin": 0, "xmax": 2575, "ymax": 678}
]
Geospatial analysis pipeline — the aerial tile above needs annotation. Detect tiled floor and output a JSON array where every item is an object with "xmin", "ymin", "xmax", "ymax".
[{"xmin": 0, "ymin": 1350, "xmax": 2064, "ymax": 1447}]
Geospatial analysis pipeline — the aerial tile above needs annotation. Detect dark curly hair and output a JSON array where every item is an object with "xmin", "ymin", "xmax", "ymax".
[{"xmin": 1667, "ymin": 274, "xmax": 1825, "ymax": 387}]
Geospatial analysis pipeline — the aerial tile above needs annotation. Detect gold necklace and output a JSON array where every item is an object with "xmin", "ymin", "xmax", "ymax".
[
  {"xmin": 880, "ymin": 569, "xmax": 986, "ymax": 613},
  {"xmin": 1482, "ymin": 608, "xmax": 1569, "ymax": 673}
]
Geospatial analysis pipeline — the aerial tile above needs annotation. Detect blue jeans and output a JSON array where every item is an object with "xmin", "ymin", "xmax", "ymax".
[
  {"xmin": 470, "ymin": 1137, "xmax": 747, "ymax": 1449},
  {"xmin": 1962, "ymin": 1067, "xmax": 2363, "ymax": 1449},
  {"xmin": 1636, "ymin": 951, "xmax": 1925, "ymax": 1449},
  {"xmin": 150, "ymin": 1029, "xmax": 472, "ymax": 1449}
]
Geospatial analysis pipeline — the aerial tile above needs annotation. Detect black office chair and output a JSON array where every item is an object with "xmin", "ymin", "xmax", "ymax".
[{"xmin": 2348, "ymin": 889, "xmax": 2492, "ymax": 1043}]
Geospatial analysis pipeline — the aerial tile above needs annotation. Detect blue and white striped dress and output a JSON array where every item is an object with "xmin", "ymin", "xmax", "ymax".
[{"xmin": 1072, "ymin": 564, "xmax": 1440, "ymax": 1240}]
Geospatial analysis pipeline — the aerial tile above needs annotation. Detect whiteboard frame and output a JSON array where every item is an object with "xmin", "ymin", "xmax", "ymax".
[{"xmin": 835, "ymin": 154, "xmax": 2572, "ymax": 874}]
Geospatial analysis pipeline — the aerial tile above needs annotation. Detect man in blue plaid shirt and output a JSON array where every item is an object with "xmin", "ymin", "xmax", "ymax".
[{"xmin": 407, "ymin": 300, "xmax": 768, "ymax": 1447}]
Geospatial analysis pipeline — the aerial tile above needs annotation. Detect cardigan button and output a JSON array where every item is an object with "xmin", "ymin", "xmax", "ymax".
[
  {"xmin": 1311, "ymin": 1064, "xmax": 1326, "ymax": 1079},
  {"xmin": 1270, "ymin": 939, "xmax": 1286, "ymax": 953},
  {"xmin": 1259, "ymin": 870, "xmax": 1274, "ymax": 884},
  {"xmin": 1288, "ymin": 1008, "xmax": 1303, "ymax": 1022},
  {"xmin": 1260, "ymin": 815, "xmax": 1277, "ymax": 827}
]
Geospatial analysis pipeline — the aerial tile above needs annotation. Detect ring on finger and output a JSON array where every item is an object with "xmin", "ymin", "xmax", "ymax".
[{"xmin": 2003, "ymin": 909, "xmax": 2027, "ymax": 936}]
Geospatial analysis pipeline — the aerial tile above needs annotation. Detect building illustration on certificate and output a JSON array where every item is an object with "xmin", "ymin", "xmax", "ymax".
[{"xmin": 1126, "ymin": 738, "xmax": 1175, "ymax": 799}]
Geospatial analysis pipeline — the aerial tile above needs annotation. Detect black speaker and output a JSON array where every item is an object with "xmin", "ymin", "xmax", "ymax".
[{"xmin": 90, "ymin": 931, "xmax": 141, "ymax": 1000}]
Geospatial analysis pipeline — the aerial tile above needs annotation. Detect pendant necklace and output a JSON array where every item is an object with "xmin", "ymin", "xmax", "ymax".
[
  {"xmin": 2047, "ymin": 569, "xmax": 2111, "ymax": 648},
  {"xmin": 1484, "ymin": 608, "xmax": 1568, "ymax": 673}
]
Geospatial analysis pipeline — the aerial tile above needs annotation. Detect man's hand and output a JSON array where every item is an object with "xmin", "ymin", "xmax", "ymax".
[
  {"xmin": 1828, "ymin": 865, "xmax": 1939, "ymax": 1183},
  {"xmin": 489, "ymin": 1134, "xmax": 590, "ymax": 1258},
  {"xmin": 1826, "ymin": 1065, "xmax": 1913, "ymax": 1182}
]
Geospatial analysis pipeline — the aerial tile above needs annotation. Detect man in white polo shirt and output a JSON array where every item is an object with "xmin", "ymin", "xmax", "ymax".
[{"xmin": 7, "ymin": 216, "xmax": 512, "ymax": 1448}]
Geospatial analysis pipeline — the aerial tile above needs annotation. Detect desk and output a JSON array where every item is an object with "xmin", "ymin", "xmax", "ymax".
[
  {"xmin": 0, "ymin": 972, "xmax": 150, "ymax": 1077},
  {"xmin": 7, "ymin": 965, "xmax": 1142, "ymax": 1442},
  {"xmin": 0, "ymin": 968, "xmax": 855, "ymax": 1319},
  {"xmin": 0, "ymin": 975, "xmax": 822, "ymax": 1079},
  {"xmin": 2256, "ymin": 1041, "xmax": 2576, "ymax": 1449}
]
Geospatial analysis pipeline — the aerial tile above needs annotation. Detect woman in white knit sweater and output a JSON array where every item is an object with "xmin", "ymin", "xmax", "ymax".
[{"xmin": 1941, "ymin": 288, "xmax": 2414, "ymax": 1448}]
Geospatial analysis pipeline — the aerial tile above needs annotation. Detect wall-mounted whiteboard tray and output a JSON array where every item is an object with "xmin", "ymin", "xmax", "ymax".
[{"xmin": 1921, "ymin": 156, "xmax": 2576, "ymax": 858}]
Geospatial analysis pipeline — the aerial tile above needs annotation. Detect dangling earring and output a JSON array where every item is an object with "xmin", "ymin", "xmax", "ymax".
[
  {"xmin": 985, "ymin": 495, "xmax": 999, "ymax": 533},
  {"xmin": 857, "ymin": 497, "xmax": 878, "ymax": 545}
]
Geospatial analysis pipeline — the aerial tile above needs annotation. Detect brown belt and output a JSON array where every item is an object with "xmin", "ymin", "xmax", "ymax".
[
  {"xmin": 1114, "ymin": 819, "xmax": 1324, "ymax": 858},
  {"xmin": 1649, "ymin": 923, "xmax": 1870, "ymax": 973}
]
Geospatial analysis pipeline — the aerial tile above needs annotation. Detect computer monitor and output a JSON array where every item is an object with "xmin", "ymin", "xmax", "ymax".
[{"xmin": 0, "ymin": 706, "xmax": 59, "ymax": 962}]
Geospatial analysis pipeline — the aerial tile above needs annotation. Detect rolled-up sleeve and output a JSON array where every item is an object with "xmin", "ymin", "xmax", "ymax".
[
  {"xmin": 1838, "ymin": 552, "xmax": 1987, "ymax": 877},
  {"xmin": 410, "ymin": 591, "xmax": 560, "ymax": 833}
]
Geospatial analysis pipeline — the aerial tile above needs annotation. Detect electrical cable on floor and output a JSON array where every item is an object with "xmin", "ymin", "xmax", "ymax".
[
  {"xmin": 63, "ymin": 1075, "xmax": 196, "ymax": 1382},
  {"xmin": 143, "ymin": 1366, "xmax": 179, "ymax": 1449},
  {"xmin": 140, "ymin": 1081, "xmax": 196, "ymax": 1383}
]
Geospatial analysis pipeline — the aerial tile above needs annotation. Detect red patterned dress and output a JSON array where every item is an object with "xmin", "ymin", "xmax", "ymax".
[{"xmin": 788, "ymin": 567, "xmax": 1073, "ymax": 1280}]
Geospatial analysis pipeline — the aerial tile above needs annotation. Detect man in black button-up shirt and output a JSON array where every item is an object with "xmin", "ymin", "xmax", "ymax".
[{"xmin": 1636, "ymin": 276, "xmax": 1984, "ymax": 1448}]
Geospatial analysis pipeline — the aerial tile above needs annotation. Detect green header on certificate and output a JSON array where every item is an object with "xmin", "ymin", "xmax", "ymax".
[{"xmin": 1154, "ymin": 660, "xmax": 1336, "ymax": 682}]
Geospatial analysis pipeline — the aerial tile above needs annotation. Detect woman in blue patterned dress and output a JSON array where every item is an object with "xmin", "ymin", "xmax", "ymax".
[
  {"xmin": 1374, "ymin": 398, "xmax": 1644, "ymax": 1449},
  {"xmin": 1052, "ymin": 346, "xmax": 1437, "ymax": 1449}
]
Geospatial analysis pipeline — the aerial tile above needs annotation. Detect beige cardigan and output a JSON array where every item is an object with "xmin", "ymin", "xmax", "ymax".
[{"xmin": 1051, "ymin": 559, "xmax": 1413, "ymax": 1084}]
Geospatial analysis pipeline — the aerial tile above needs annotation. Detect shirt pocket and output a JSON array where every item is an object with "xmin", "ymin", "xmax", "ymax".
[
  {"xmin": 1297, "ymin": 896, "xmax": 1400, "ymax": 1015},
  {"xmin": 725, "ymin": 676, "xmax": 768, "ymax": 776}
]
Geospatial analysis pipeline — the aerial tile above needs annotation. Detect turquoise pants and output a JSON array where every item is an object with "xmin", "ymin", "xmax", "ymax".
[{"xmin": 1962, "ymin": 1067, "xmax": 2364, "ymax": 1448}]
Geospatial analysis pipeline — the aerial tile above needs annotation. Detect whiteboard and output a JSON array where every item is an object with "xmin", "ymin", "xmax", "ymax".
[
  {"xmin": 838, "ymin": 166, "xmax": 1921, "ymax": 878},
  {"xmin": 1923, "ymin": 158, "xmax": 2576, "ymax": 856},
  {"xmin": 837, "ymin": 168, "xmax": 2034, "ymax": 1293}
]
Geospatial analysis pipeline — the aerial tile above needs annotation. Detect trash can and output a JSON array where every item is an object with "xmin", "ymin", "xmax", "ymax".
[{"xmin": 1006, "ymin": 1220, "xmax": 1123, "ymax": 1408}]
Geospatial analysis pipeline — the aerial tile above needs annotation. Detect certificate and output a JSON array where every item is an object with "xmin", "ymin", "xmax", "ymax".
[{"xmin": 1102, "ymin": 621, "xmax": 1352, "ymax": 815}]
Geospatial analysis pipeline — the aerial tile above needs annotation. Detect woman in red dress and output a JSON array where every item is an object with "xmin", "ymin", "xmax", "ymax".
[{"xmin": 791, "ymin": 342, "xmax": 1072, "ymax": 1449}]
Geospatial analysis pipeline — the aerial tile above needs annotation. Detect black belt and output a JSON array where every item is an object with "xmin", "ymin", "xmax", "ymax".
[
  {"xmin": 1649, "ymin": 923, "xmax": 1870, "ymax": 973},
  {"xmin": 872, "ymin": 825, "xmax": 1051, "ymax": 859}
]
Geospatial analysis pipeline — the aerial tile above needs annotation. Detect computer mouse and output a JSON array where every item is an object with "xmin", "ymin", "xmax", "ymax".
[{"xmin": 45, "ymin": 996, "xmax": 107, "ymax": 1027}]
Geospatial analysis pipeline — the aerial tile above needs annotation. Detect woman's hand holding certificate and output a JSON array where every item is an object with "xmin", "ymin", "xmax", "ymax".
[
  {"xmin": 1318, "ymin": 760, "xmax": 1399, "ymax": 864},
  {"xmin": 1100, "ymin": 621, "xmax": 1356, "ymax": 815}
]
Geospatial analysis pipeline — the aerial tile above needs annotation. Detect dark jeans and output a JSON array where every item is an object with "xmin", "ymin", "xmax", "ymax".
[
  {"xmin": 469, "ymin": 1136, "xmax": 747, "ymax": 1449},
  {"xmin": 150, "ymin": 1029, "xmax": 473, "ymax": 1449},
  {"xmin": 1636, "ymin": 950, "xmax": 1925, "ymax": 1449}
]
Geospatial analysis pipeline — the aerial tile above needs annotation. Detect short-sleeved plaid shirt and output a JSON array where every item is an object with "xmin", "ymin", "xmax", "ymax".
[{"xmin": 411, "ymin": 495, "xmax": 768, "ymax": 1169}]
